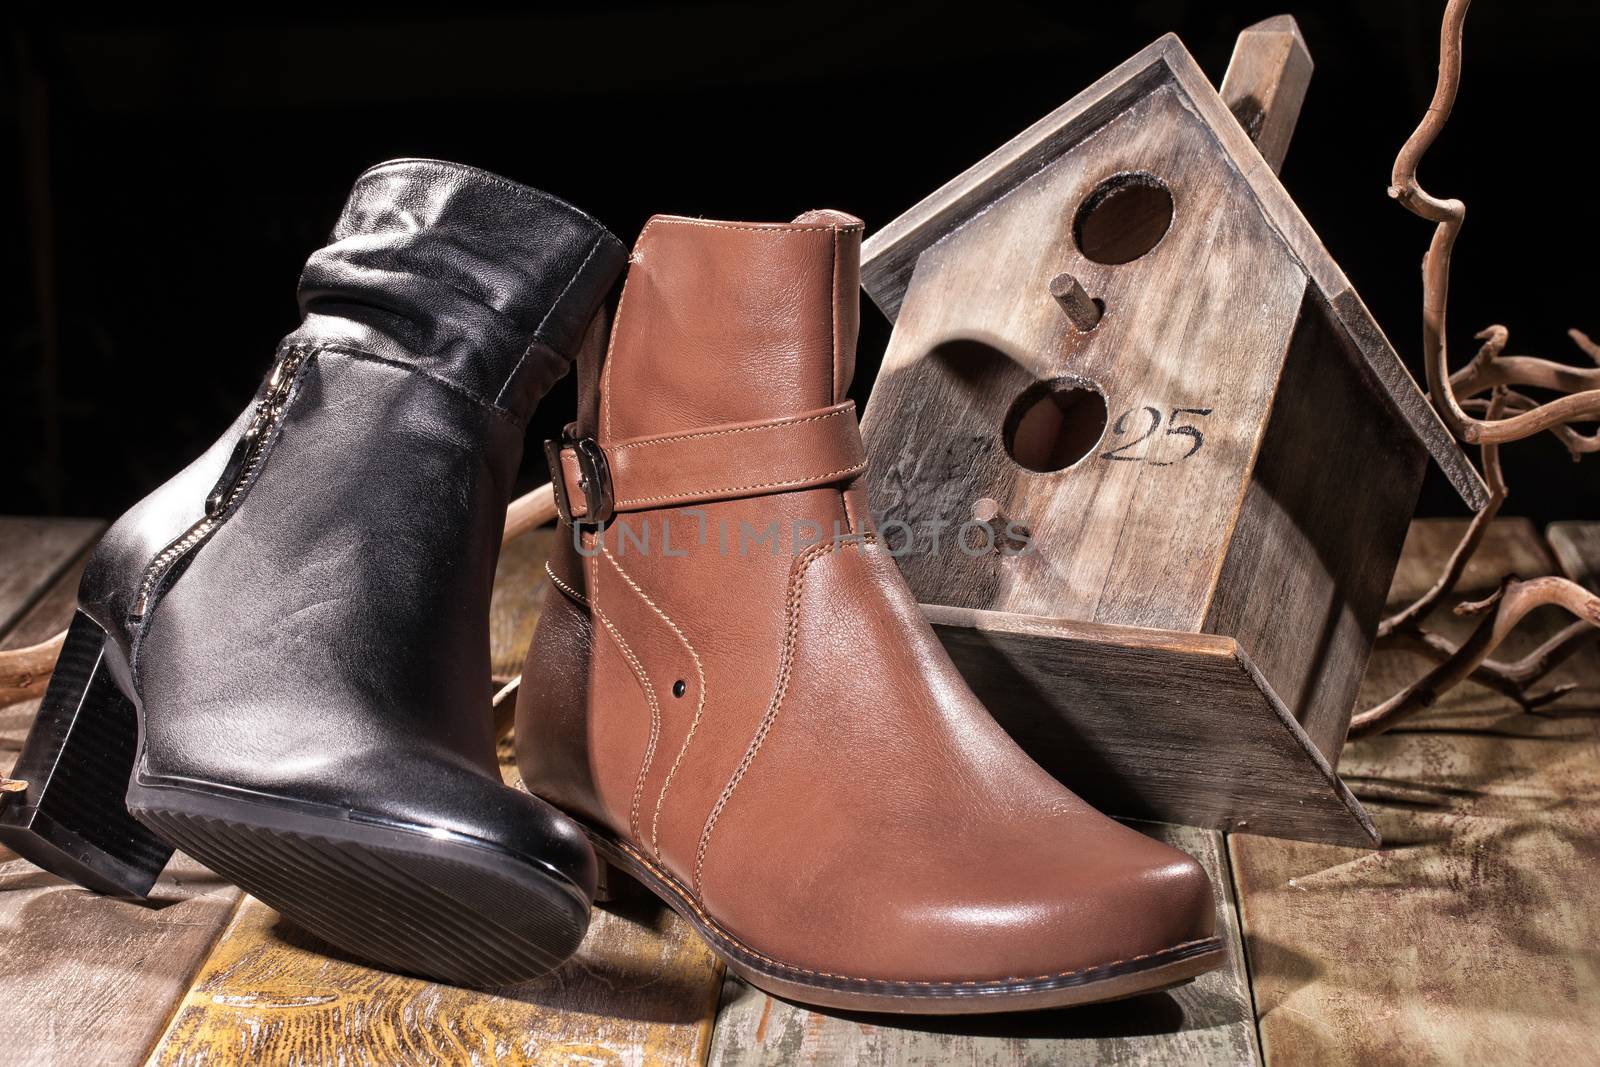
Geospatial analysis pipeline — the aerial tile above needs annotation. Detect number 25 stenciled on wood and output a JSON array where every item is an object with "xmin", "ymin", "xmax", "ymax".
[{"xmin": 860, "ymin": 17, "xmax": 1487, "ymax": 846}]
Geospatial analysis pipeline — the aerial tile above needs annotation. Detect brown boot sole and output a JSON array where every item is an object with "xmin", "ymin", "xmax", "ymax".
[{"xmin": 586, "ymin": 826, "xmax": 1227, "ymax": 1015}]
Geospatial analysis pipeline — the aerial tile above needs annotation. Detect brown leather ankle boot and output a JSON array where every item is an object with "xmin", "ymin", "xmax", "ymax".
[{"xmin": 515, "ymin": 212, "xmax": 1225, "ymax": 1013}]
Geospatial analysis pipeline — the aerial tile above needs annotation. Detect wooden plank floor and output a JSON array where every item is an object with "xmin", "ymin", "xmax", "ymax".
[
  {"xmin": 707, "ymin": 823, "xmax": 1259, "ymax": 1066},
  {"xmin": 0, "ymin": 520, "xmax": 245, "ymax": 1067},
  {"xmin": 2, "ymin": 516, "xmax": 1597, "ymax": 1065},
  {"xmin": 0, "ymin": 517, "xmax": 102, "ymax": 633},
  {"xmin": 1230, "ymin": 518, "xmax": 1600, "ymax": 1066},
  {"xmin": 151, "ymin": 881, "xmax": 722, "ymax": 1065}
]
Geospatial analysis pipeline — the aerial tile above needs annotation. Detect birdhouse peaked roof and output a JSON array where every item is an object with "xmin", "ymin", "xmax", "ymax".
[{"xmin": 860, "ymin": 30, "xmax": 1487, "ymax": 508}]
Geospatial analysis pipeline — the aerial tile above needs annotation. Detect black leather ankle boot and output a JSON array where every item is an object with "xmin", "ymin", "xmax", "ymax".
[{"xmin": 0, "ymin": 159, "xmax": 628, "ymax": 986}]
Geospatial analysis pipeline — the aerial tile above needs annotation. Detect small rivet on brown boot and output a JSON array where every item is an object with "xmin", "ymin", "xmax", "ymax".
[{"xmin": 672, "ymin": 680, "xmax": 687, "ymax": 698}]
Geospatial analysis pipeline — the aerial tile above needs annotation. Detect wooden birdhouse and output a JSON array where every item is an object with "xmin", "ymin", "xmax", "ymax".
[{"xmin": 859, "ymin": 18, "xmax": 1487, "ymax": 846}]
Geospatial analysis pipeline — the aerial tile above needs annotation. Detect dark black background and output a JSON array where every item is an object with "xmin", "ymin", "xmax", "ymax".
[{"xmin": 3, "ymin": 2, "xmax": 1597, "ymax": 524}]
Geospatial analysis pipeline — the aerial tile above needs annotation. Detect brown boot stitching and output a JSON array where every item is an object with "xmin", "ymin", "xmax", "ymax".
[
  {"xmin": 543, "ymin": 562, "xmax": 589, "ymax": 605},
  {"xmin": 607, "ymin": 405, "xmax": 853, "ymax": 451},
  {"xmin": 609, "ymin": 834, "xmax": 1216, "ymax": 988},
  {"xmin": 646, "ymin": 218, "xmax": 863, "ymax": 236},
  {"xmin": 828, "ymin": 226, "xmax": 857, "ymax": 535},
  {"xmin": 693, "ymin": 535, "xmax": 878, "ymax": 897},
  {"xmin": 613, "ymin": 463, "xmax": 867, "ymax": 509},
  {"xmin": 600, "ymin": 219, "xmax": 658, "ymax": 442},
  {"xmin": 594, "ymin": 603, "xmax": 661, "ymax": 844},
  {"xmin": 579, "ymin": 551, "xmax": 662, "ymax": 843},
  {"xmin": 596, "ymin": 542, "xmax": 707, "ymax": 862},
  {"xmin": 830, "ymin": 225, "xmax": 842, "ymax": 408}
]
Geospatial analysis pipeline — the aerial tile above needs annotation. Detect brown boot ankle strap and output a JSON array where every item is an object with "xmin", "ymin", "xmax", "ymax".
[{"xmin": 546, "ymin": 401, "xmax": 866, "ymax": 524}]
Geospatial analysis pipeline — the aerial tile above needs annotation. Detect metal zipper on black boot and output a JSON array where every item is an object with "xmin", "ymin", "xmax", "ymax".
[{"xmin": 131, "ymin": 344, "xmax": 312, "ymax": 619}]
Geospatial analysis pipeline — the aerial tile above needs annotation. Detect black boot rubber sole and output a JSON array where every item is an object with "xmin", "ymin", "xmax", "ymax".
[
  {"xmin": 130, "ymin": 783, "xmax": 591, "ymax": 988},
  {"xmin": 0, "ymin": 611, "xmax": 590, "ymax": 988}
]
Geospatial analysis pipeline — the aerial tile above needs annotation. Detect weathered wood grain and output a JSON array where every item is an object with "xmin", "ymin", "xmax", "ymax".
[
  {"xmin": 858, "ymin": 49, "xmax": 1167, "ymax": 323},
  {"xmin": 490, "ymin": 526, "xmax": 555, "ymax": 680},
  {"xmin": 858, "ymin": 33, "xmax": 1482, "ymax": 508},
  {"xmin": 1218, "ymin": 15, "xmax": 1312, "ymax": 174},
  {"xmin": 708, "ymin": 822, "xmax": 1260, "ymax": 1066},
  {"xmin": 1228, "ymin": 518, "xmax": 1600, "ymax": 1066},
  {"xmin": 0, "ymin": 516, "xmax": 100, "ymax": 636},
  {"xmin": 862, "ymin": 66, "xmax": 1393, "ymax": 842},
  {"xmin": 146, "ymin": 524, "xmax": 726, "ymax": 1067},
  {"xmin": 0, "ymin": 520, "xmax": 245, "ymax": 1067},
  {"xmin": 151, "ymin": 889, "xmax": 722, "ymax": 1067},
  {"xmin": 866, "ymin": 82, "xmax": 1310, "ymax": 633},
  {"xmin": 1202, "ymin": 289, "xmax": 1427, "ymax": 763},
  {"xmin": 1547, "ymin": 521, "xmax": 1600, "ymax": 593},
  {"xmin": 929, "ymin": 605, "xmax": 1375, "ymax": 846},
  {"xmin": 856, "ymin": 22, "xmax": 1493, "ymax": 848}
]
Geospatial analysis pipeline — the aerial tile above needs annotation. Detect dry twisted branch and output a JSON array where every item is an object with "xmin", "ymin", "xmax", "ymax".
[
  {"xmin": 1371, "ymin": 388, "xmax": 1598, "ymax": 702},
  {"xmin": 1376, "ymin": 389, "xmax": 1510, "ymax": 640},
  {"xmin": 1352, "ymin": 576, "xmax": 1600, "ymax": 738},
  {"xmin": 1455, "ymin": 327, "xmax": 1600, "ymax": 401},
  {"xmin": 1357, "ymin": 0, "xmax": 1600, "ymax": 737},
  {"xmin": 0, "ymin": 777, "xmax": 26, "ymax": 810},
  {"xmin": 0, "ymin": 630, "xmax": 66, "ymax": 707},
  {"xmin": 1390, "ymin": 0, "xmax": 1600, "ymax": 448}
]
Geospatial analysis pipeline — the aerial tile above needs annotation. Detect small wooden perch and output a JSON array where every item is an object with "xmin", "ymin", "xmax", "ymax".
[{"xmin": 1048, "ymin": 272, "xmax": 1102, "ymax": 331}]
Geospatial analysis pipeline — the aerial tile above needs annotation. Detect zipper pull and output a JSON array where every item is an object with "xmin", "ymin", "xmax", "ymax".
[
  {"xmin": 266, "ymin": 350, "xmax": 300, "ymax": 398},
  {"xmin": 205, "ymin": 423, "xmax": 260, "ymax": 518},
  {"xmin": 202, "ymin": 346, "xmax": 305, "ymax": 519},
  {"xmin": 137, "ymin": 346, "xmax": 310, "ymax": 622}
]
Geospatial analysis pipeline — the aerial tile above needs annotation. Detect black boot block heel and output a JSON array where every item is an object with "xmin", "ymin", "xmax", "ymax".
[{"xmin": 0, "ymin": 612, "xmax": 174, "ymax": 897}]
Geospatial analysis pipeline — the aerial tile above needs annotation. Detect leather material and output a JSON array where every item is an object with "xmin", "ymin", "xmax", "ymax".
[
  {"xmin": 517, "ymin": 212, "xmax": 1218, "ymax": 988},
  {"xmin": 77, "ymin": 159, "xmax": 627, "ymax": 883},
  {"xmin": 289, "ymin": 159, "xmax": 623, "ymax": 421},
  {"xmin": 554, "ymin": 401, "xmax": 867, "ymax": 519},
  {"xmin": 598, "ymin": 217, "xmax": 852, "ymax": 442}
]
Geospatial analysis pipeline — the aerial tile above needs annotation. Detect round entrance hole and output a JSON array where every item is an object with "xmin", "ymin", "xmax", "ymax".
[
  {"xmin": 1002, "ymin": 377, "xmax": 1108, "ymax": 473},
  {"xmin": 1073, "ymin": 172, "xmax": 1174, "ymax": 264}
]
